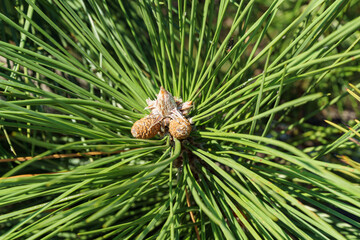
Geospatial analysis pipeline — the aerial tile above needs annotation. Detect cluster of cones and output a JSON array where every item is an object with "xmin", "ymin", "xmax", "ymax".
[{"xmin": 131, "ymin": 87, "xmax": 193, "ymax": 140}]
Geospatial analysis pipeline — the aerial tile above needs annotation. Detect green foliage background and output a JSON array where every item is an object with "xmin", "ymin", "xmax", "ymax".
[{"xmin": 0, "ymin": 0, "xmax": 359, "ymax": 239}]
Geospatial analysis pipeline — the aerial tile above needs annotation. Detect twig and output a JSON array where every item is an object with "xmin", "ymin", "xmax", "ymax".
[
  {"xmin": 0, "ymin": 172, "xmax": 59, "ymax": 180},
  {"xmin": 185, "ymin": 187, "xmax": 200, "ymax": 240},
  {"xmin": 0, "ymin": 150, "xmax": 123, "ymax": 162}
]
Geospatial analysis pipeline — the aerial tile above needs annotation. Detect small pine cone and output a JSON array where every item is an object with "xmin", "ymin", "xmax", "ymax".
[
  {"xmin": 131, "ymin": 116, "xmax": 161, "ymax": 139},
  {"xmin": 169, "ymin": 117, "xmax": 192, "ymax": 140}
]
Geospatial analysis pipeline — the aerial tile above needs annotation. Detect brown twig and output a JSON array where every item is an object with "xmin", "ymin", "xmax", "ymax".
[
  {"xmin": 185, "ymin": 187, "xmax": 200, "ymax": 240},
  {"xmin": 0, "ymin": 172, "xmax": 60, "ymax": 180},
  {"xmin": 0, "ymin": 150, "xmax": 123, "ymax": 163}
]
